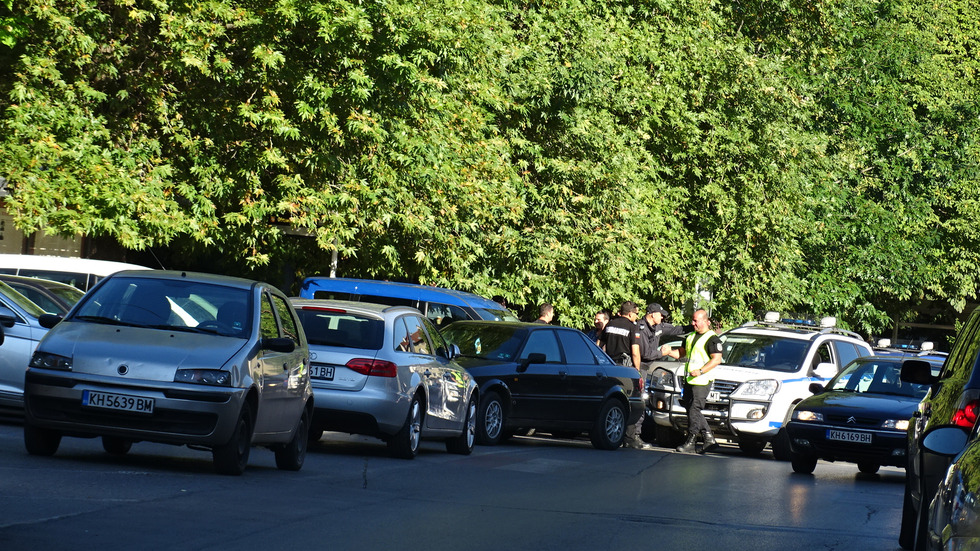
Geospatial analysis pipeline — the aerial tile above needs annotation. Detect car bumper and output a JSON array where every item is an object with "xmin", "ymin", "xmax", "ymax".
[
  {"xmin": 24, "ymin": 369, "xmax": 247, "ymax": 447},
  {"xmin": 786, "ymin": 421, "xmax": 907, "ymax": 467},
  {"xmin": 310, "ymin": 384, "xmax": 411, "ymax": 437}
]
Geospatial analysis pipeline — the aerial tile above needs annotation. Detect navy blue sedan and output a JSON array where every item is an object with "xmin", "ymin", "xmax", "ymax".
[
  {"xmin": 441, "ymin": 321, "xmax": 644, "ymax": 450},
  {"xmin": 786, "ymin": 354, "xmax": 942, "ymax": 474}
]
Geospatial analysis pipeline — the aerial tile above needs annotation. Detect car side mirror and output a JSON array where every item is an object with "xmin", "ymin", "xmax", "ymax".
[
  {"xmin": 808, "ymin": 382, "xmax": 825, "ymax": 394},
  {"xmin": 437, "ymin": 343, "xmax": 461, "ymax": 360},
  {"xmin": 812, "ymin": 362, "xmax": 837, "ymax": 379},
  {"xmin": 902, "ymin": 359, "xmax": 938, "ymax": 385},
  {"xmin": 518, "ymin": 352, "xmax": 547, "ymax": 372},
  {"xmin": 0, "ymin": 306, "xmax": 17, "ymax": 328},
  {"xmin": 921, "ymin": 425, "xmax": 971, "ymax": 457},
  {"xmin": 38, "ymin": 313, "xmax": 63, "ymax": 329},
  {"xmin": 263, "ymin": 337, "xmax": 296, "ymax": 353}
]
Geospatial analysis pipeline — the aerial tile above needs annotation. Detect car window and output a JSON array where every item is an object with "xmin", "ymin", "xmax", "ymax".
[
  {"xmin": 426, "ymin": 302, "xmax": 468, "ymax": 327},
  {"xmin": 832, "ymin": 341, "xmax": 863, "ymax": 369},
  {"xmin": 556, "ymin": 329, "xmax": 597, "ymax": 365},
  {"xmin": 311, "ymin": 290, "xmax": 355, "ymax": 301},
  {"xmin": 17, "ymin": 269, "xmax": 88, "ymax": 290},
  {"xmin": 943, "ymin": 308, "xmax": 980, "ymax": 381},
  {"xmin": 259, "ymin": 294, "xmax": 279, "ymax": 340},
  {"xmin": 404, "ymin": 315, "xmax": 433, "ymax": 355},
  {"xmin": 830, "ymin": 359, "xmax": 929, "ymax": 398},
  {"xmin": 295, "ymin": 307, "xmax": 384, "ymax": 350},
  {"xmin": 519, "ymin": 329, "xmax": 562, "ymax": 363},
  {"xmin": 359, "ymin": 294, "xmax": 417, "ymax": 308},
  {"xmin": 270, "ymin": 293, "xmax": 301, "ymax": 345},
  {"xmin": 810, "ymin": 342, "xmax": 834, "ymax": 370},
  {"xmin": 721, "ymin": 334, "xmax": 807, "ymax": 373},
  {"xmin": 8, "ymin": 284, "xmax": 63, "ymax": 314},
  {"xmin": 442, "ymin": 323, "xmax": 527, "ymax": 361},
  {"xmin": 393, "ymin": 317, "xmax": 414, "ymax": 352},
  {"xmin": 0, "ymin": 281, "xmax": 45, "ymax": 318},
  {"xmin": 419, "ymin": 316, "xmax": 449, "ymax": 355}
]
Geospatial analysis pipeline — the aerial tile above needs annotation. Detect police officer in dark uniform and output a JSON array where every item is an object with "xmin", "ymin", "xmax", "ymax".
[{"xmin": 600, "ymin": 301, "xmax": 650, "ymax": 449}]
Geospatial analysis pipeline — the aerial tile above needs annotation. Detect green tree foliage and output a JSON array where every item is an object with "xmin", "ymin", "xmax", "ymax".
[{"xmin": 0, "ymin": 0, "xmax": 977, "ymax": 333}]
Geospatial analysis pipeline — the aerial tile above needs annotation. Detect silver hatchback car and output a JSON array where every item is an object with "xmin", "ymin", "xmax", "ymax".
[
  {"xmin": 291, "ymin": 299, "xmax": 478, "ymax": 458},
  {"xmin": 24, "ymin": 270, "xmax": 313, "ymax": 475}
]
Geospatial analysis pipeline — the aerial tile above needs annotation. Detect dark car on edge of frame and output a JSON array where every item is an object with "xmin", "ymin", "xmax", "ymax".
[{"xmin": 440, "ymin": 321, "xmax": 644, "ymax": 450}]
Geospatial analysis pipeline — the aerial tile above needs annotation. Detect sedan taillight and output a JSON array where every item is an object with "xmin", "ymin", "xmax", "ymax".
[
  {"xmin": 952, "ymin": 400, "xmax": 980, "ymax": 428},
  {"xmin": 346, "ymin": 358, "xmax": 398, "ymax": 378}
]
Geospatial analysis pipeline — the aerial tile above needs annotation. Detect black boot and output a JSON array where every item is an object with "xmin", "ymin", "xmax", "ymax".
[
  {"xmin": 676, "ymin": 432, "xmax": 698, "ymax": 453},
  {"xmin": 700, "ymin": 430, "xmax": 718, "ymax": 453}
]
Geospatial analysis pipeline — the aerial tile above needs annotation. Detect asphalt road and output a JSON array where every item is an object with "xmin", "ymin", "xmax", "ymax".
[{"xmin": 0, "ymin": 419, "xmax": 905, "ymax": 551}]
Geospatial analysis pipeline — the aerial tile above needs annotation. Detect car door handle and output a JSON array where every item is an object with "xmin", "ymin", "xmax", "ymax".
[
  {"xmin": 596, "ymin": 371, "xmax": 604, "ymax": 379},
  {"xmin": 424, "ymin": 369, "xmax": 432, "ymax": 377},
  {"xmin": 559, "ymin": 370, "xmax": 567, "ymax": 379}
]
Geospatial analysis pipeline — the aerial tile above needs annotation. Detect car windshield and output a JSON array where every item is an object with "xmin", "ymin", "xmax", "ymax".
[
  {"xmin": 72, "ymin": 277, "xmax": 251, "ymax": 337},
  {"xmin": 721, "ymin": 334, "xmax": 808, "ymax": 373},
  {"xmin": 827, "ymin": 358, "xmax": 931, "ymax": 398},
  {"xmin": 294, "ymin": 308, "xmax": 384, "ymax": 350},
  {"xmin": 442, "ymin": 324, "xmax": 528, "ymax": 361}
]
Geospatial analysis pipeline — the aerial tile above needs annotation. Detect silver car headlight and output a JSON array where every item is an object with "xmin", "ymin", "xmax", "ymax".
[
  {"xmin": 174, "ymin": 369, "xmax": 232, "ymax": 386},
  {"xmin": 792, "ymin": 410, "xmax": 824, "ymax": 422},
  {"xmin": 729, "ymin": 379, "xmax": 778, "ymax": 400},
  {"xmin": 29, "ymin": 351, "xmax": 72, "ymax": 371}
]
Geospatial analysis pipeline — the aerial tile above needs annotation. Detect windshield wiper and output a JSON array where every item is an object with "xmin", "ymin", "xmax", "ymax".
[{"xmin": 73, "ymin": 315, "xmax": 129, "ymax": 326}]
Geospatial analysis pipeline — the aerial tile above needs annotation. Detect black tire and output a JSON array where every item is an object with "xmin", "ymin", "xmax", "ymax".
[
  {"xmin": 24, "ymin": 423, "xmax": 61, "ymax": 456},
  {"xmin": 476, "ymin": 391, "xmax": 505, "ymax": 445},
  {"xmin": 590, "ymin": 400, "xmax": 627, "ymax": 450},
  {"xmin": 446, "ymin": 396, "xmax": 476, "ymax": 455},
  {"xmin": 771, "ymin": 427, "xmax": 792, "ymax": 461},
  {"xmin": 899, "ymin": 476, "xmax": 917, "ymax": 549},
  {"xmin": 738, "ymin": 437, "xmax": 767, "ymax": 457},
  {"xmin": 857, "ymin": 461, "xmax": 880, "ymax": 475},
  {"xmin": 307, "ymin": 428, "xmax": 324, "ymax": 443},
  {"xmin": 388, "ymin": 394, "xmax": 422, "ymax": 459},
  {"xmin": 213, "ymin": 402, "xmax": 253, "ymax": 476},
  {"xmin": 275, "ymin": 408, "xmax": 309, "ymax": 471},
  {"xmin": 791, "ymin": 452, "xmax": 818, "ymax": 474},
  {"xmin": 654, "ymin": 424, "xmax": 685, "ymax": 448},
  {"xmin": 102, "ymin": 436, "xmax": 132, "ymax": 455}
]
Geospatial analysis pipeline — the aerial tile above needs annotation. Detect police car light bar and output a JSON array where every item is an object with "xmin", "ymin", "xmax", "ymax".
[{"xmin": 764, "ymin": 311, "xmax": 781, "ymax": 323}]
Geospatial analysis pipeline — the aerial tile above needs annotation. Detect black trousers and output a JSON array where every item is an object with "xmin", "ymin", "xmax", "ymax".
[{"xmin": 680, "ymin": 382, "xmax": 710, "ymax": 436}]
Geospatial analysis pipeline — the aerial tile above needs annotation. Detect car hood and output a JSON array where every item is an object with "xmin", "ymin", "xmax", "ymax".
[
  {"xmin": 796, "ymin": 391, "xmax": 921, "ymax": 418},
  {"xmin": 40, "ymin": 321, "xmax": 249, "ymax": 381}
]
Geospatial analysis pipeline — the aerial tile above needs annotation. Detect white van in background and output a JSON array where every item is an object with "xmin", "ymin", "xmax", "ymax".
[{"xmin": 0, "ymin": 254, "xmax": 151, "ymax": 290}]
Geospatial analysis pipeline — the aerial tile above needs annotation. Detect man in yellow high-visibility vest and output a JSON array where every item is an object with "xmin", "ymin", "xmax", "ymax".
[{"xmin": 661, "ymin": 308, "xmax": 723, "ymax": 453}]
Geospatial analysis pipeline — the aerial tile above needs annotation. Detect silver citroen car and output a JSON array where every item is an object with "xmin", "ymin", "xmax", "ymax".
[
  {"xmin": 291, "ymin": 299, "xmax": 478, "ymax": 458},
  {"xmin": 23, "ymin": 270, "xmax": 313, "ymax": 475}
]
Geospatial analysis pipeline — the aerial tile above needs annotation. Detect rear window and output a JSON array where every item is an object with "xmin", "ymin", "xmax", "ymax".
[{"xmin": 295, "ymin": 308, "xmax": 384, "ymax": 350}]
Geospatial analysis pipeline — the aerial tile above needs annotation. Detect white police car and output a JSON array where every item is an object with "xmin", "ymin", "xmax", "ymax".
[{"xmin": 648, "ymin": 312, "xmax": 873, "ymax": 458}]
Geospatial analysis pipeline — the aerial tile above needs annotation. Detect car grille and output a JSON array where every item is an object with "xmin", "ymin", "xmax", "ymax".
[
  {"xmin": 710, "ymin": 379, "xmax": 739, "ymax": 400},
  {"xmin": 825, "ymin": 414, "xmax": 882, "ymax": 428}
]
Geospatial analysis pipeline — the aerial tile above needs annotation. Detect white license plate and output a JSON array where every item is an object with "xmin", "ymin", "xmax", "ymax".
[
  {"xmin": 827, "ymin": 429, "xmax": 872, "ymax": 444},
  {"xmin": 310, "ymin": 364, "xmax": 335, "ymax": 381},
  {"xmin": 82, "ymin": 390, "xmax": 154, "ymax": 414},
  {"xmin": 708, "ymin": 391, "xmax": 722, "ymax": 402}
]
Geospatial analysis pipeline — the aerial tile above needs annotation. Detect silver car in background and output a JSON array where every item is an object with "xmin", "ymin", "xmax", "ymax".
[
  {"xmin": 291, "ymin": 299, "xmax": 478, "ymax": 458},
  {"xmin": 24, "ymin": 270, "xmax": 313, "ymax": 475}
]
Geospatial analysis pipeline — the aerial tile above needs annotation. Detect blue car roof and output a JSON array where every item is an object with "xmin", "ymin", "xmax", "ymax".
[{"xmin": 299, "ymin": 277, "xmax": 502, "ymax": 310}]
